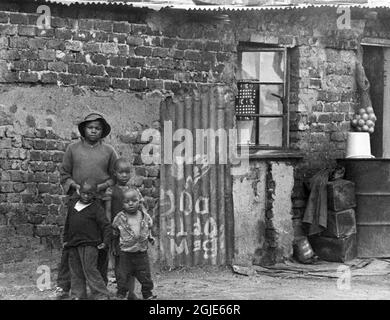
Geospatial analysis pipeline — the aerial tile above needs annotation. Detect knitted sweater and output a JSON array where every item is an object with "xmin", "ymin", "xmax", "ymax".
[
  {"xmin": 63, "ymin": 199, "xmax": 112, "ymax": 248},
  {"xmin": 60, "ymin": 139, "xmax": 118, "ymax": 194}
]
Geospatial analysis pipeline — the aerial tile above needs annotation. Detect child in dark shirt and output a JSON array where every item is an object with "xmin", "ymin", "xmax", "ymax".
[
  {"xmin": 112, "ymin": 188, "xmax": 156, "ymax": 300},
  {"xmin": 63, "ymin": 181, "xmax": 112, "ymax": 300}
]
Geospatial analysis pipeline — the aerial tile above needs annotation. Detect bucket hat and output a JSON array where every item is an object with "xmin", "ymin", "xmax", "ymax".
[{"xmin": 78, "ymin": 113, "xmax": 111, "ymax": 139}]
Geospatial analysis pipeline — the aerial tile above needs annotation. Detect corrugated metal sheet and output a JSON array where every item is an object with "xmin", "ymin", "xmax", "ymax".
[
  {"xmin": 33, "ymin": 0, "xmax": 390, "ymax": 11},
  {"xmin": 159, "ymin": 86, "xmax": 235, "ymax": 267}
]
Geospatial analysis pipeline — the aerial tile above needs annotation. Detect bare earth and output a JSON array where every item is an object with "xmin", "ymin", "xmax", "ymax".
[{"xmin": 1, "ymin": 252, "xmax": 390, "ymax": 300}]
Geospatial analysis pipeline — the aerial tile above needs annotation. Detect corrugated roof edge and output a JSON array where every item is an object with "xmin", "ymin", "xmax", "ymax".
[{"xmin": 32, "ymin": 0, "xmax": 390, "ymax": 11}]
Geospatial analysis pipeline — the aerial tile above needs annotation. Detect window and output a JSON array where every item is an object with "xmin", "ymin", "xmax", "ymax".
[{"xmin": 236, "ymin": 45, "xmax": 289, "ymax": 148}]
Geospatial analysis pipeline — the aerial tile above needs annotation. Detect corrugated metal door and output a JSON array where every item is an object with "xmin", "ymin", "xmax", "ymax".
[{"xmin": 159, "ymin": 86, "xmax": 235, "ymax": 267}]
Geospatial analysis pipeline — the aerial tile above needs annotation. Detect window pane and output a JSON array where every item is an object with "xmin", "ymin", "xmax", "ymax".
[
  {"xmin": 236, "ymin": 118, "xmax": 256, "ymax": 145},
  {"xmin": 260, "ymin": 84, "xmax": 284, "ymax": 115},
  {"xmin": 240, "ymin": 52, "xmax": 260, "ymax": 80},
  {"xmin": 259, "ymin": 118, "xmax": 283, "ymax": 147},
  {"xmin": 259, "ymin": 51, "xmax": 284, "ymax": 83}
]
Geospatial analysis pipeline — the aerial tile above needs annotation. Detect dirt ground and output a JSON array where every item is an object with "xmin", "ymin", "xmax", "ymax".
[{"xmin": 1, "ymin": 251, "xmax": 390, "ymax": 300}]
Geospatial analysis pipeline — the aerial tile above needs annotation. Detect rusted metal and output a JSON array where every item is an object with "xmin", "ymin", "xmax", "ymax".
[
  {"xmin": 36, "ymin": 0, "xmax": 390, "ymax": 11},
  {"xmin": 340, "ymin": 158, "xmax": 390, "ymax": 257},
  {"xmin": 159, "ymin": 86, "xmax": 234, "ymax": 267}
]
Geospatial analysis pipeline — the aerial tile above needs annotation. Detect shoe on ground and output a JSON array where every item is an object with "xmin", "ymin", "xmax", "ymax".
[
  {"xmin": 52, "ymin": 287, "xmax": 70, "ymax": 300},
  {"xmin": 143, "ymin": 294, "xmax": 157, "ymax": 300}
]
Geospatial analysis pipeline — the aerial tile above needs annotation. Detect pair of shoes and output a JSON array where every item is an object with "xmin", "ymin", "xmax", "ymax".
[
  {"xmin": 143, "ymin": 294, "xmax": 157, "ymax": 300},
  {"xmin": 53, "ymin": 287, "xmax": 70, "ymax": 300}
]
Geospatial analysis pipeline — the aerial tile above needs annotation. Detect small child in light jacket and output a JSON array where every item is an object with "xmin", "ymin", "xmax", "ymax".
[{"xmin": 112, "ymin": 188, "xmax": 156, "ymax": 300}]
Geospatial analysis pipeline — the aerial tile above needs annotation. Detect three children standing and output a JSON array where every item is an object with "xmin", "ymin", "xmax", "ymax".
[{"xmin": 56, "ymin": 112, "xmax": 156, "ymax": 300}]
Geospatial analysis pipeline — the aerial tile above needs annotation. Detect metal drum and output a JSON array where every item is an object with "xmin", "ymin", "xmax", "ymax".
[{"xmin": 339, "ymin": 159, "xmax": 390, "ymax": 257}]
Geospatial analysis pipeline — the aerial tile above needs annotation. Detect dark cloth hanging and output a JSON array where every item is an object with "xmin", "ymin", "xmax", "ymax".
[{"xmin": 302, "ymin": 169, "xmax": 331, "ymax": 236}]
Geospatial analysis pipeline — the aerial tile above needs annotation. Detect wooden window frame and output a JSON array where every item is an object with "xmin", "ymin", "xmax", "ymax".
[{"xmin": 236, "ymin": 44, "xmax": 290, "ymax": 150}]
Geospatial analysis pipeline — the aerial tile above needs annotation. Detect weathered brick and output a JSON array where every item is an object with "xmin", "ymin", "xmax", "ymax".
[
  {"xmin": 184, "ymin": 50, "xmax": 201, "ymax": 61},
  {"xmin": 114, "ymin": 22, "xmax": 131, "ymax": 34},
  {"xmin": 9, "ymin": 37, "xmax": 29, "ymax": 49},
  {"xmin": 101, "ymin": 43, "xmax": 118, "ymax": 55},
  {"xmin": 128, "ymin": 57, "xmax": 145, "ymax": 68},
  {"xmin": 20, "ymin": 49, "xmax": 39, "ymax": 60},
  {"xmin": 131, "ymin": 24, "xmax": 148, "ymax": 35},
  {"xmin": 177, "ymin": 40, "xmax": 190, "ymax": 50},
  {"xmin": 91, "ymin": 54, "xmax": 107, "ymax": 65},
  {"xmin": 41, "ymin": 72, "xmax": 58, "ymax": 84},
  {"xmin": 0, "ymin": 182, "xmax": 13, "ymax": 193},
  {"xmin": 0, "ymin": 138, "xmax": 12, "ymax": 149},
  {"xmin": 19, "ymin": 72, "xmax": 39, "ymax": 83},
  {"xmin": 84, "ymin": 43, "xmax": 101, "ymax": 53},
  {"xmin": 68, "ymin": 63, "xmax": 87, "ymax": 75},
  {"xmin": 173, "ymin": 50, "xmax": 184, "ymax": 59},
  {"xmin": 35, "ymin": 225, "xmax": 60, "ymax": 237},
  {"xmin": 111, "ymin": 79, "xmax": 129, "ymax": 90},
  {"xmin": 135, "ymin": 46, "xmax": 152, "ymax": 57},
  {"xmin": 146, "ymin": 79, "xmax": 164, "ymax": 90},
  {"xmin": 48, "ymin": 61, "xmax": 67, "ymax": 73},
  {"xmin": 18, "ymin": 25, "xmax": 36, "ymax": 37},
  {"xmin": 141, "ymin": 69, "xmax": 158, "ymax": 79},
  {"xmin": 39, "ymin": 49, "xmax": 56, "ymax": 61},
  {"xmin": 77, "ymin": 75, "xmax": 95, "ymax": 86},
  {"xmin": 58, "ymin": 73, "xmax": 77, "ymax": 86},
  {"xmin": 37, "ymin": 28, "xmax": 55, "ymax": 38},
  {"xmin": 54, "ymin": 29, "xmax": 72, "ymax": 40},
  {"xmin": 317, "ymin": 114, "xmax": 331, "ymax": 123},
  {"xmin": 11, "ymin": 60, "xmax": 28, "ymax": 71},
  {"xmin": 10, "ymin": 13, "xmax": 29, "ymax": 25},
  {"xmin": 79, "ymin": 19, "xmax": 94, "ymax": 30},
  {"xmin": 129, "ymin": 79, "xmax": 147, "ymax": 91},
  {"xmin": 93, "ymin": 77, "xmax": 110, "ymax": 90},
  {"xmin": 152, "ymin": 47, "xmax": 168, "ymax": 58},
  {"xmin": 15, "ymin": 224, "xmax": 33, "ymax": 237},
  {"xmin": 159, "ymin": 69, "xmax": 174, "ymax": 80},
  {"xmin": 0, "ymin": 24, "xmax": 17, "ymax": 36},
  {"xmin": 110, "ymin": 56, "xmax": 128, "ymax": 67},
  {"xmin": 164, "ymin": 80, "xmax": 181, "ymax": 92},
  {"xmin": 86, "ymin": 65, "xmax": 105, "ymax": 76},
  {"xmin": 0, "ymin": 12, "xmax": 9, "ymax": 24},
  {"xmin": 105, "ymin": 66, "xmax": 122, "ymax": 78},
  {"xmin": 123, "ymin": 68, "xmax": 141, "ymax": 79},
  {"xmin": 205, "ymin": 41, "xmax": 220, "ymax": 52},
  {"xmin": 94, "ymin": 20, "xmax": 112, "ymax": 32},
  {"xmin": 13, "ymin": 183, "xmax": 25, "ymax": 193},
  {"xmin": 65, "ymin": 40, "xmax": 83, "ymax": 52},
  {"xmin": 127, "ymin": 36, "xmax": 143, "ymax": 46}
]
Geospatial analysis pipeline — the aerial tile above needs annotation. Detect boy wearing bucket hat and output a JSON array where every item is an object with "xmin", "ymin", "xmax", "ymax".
[{"xmin": 55, "ymin": 112, "xmax": 118, "ymax": 299}]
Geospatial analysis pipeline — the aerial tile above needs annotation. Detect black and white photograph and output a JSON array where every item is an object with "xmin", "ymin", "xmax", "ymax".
[{"xmin": 1, "ymin": 0, "xmax": 390, "ymax": 310}]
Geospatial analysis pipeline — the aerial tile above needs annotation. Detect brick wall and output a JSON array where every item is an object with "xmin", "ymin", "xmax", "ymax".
[{"xmin": 1, "ymin": 0, "xmax": 390, "ymax": 264}]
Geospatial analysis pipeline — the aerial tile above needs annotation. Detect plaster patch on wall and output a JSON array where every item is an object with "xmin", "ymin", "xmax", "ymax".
[
  {"xmin": 232, "ymin": 162, "xmax": 266, "ymax": 266},
  {"xmin": 271, "ymin": 161, "xmax": 295, "ymax": 260}
]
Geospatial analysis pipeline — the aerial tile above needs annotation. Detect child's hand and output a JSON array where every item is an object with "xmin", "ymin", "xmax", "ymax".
[
  {"xmin": 97, "ymin": 243, "xmax": 106, "ymax": 250},
  {"xmin": 71, "ymin": 183, "xmax": 81, "ymax": 195},
  {"xmin": 105, "ymin": 187, "xmax": 113, "ymax": 197},
  {"xmin": 148, "ymin": 236, "xmax": 155, "ymax": 246}
]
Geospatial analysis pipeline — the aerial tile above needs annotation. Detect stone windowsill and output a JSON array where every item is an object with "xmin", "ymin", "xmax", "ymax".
[{"xmin": 244, "ymin": 147, "xmax": 305, "ymax": 160}]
